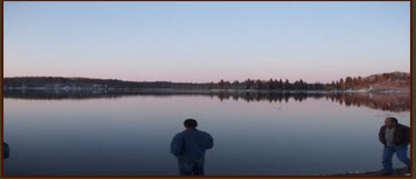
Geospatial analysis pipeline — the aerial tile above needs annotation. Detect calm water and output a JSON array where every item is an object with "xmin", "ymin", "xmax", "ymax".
[{"xmin": 3, "ymin": 92, "xmax": 411, "ymax": 176}]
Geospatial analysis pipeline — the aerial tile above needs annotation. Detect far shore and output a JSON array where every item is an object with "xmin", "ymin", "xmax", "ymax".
[{"xmin": 3, "ymin": 87, "xmax": 411, "ymax": 94}]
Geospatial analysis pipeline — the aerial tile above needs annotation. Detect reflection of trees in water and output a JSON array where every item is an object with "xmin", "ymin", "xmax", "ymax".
[
  {"xmin": 4, "ymin": 90, "xmax": 410, "ymax": 112},
  {"xmin": 328, "ymin": 93, "xmax": 410, "ymax": 112},
  {"xmin": 212, "ymin": 92, "xmax": 325, "ymax": 103},
  {"xmin": 212, "ymin": 92, "xmax": 409, "ymax": 112}
]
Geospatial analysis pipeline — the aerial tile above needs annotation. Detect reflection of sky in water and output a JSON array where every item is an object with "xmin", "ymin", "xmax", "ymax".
[{"xmin": 3, "ymin": 96, "xmax": 410, "ymax": 175}]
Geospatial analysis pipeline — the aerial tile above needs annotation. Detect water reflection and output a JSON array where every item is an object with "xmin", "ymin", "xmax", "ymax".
[
  {"xmin": 4, "ymin": 90, "xmax": 410, "ymax": 112},
  {"xmin": 3, "ymin": 91, "xmax": 410, "ymax": 176}
]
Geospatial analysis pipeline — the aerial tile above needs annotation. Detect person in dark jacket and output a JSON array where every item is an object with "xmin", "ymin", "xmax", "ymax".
[
  {"xmin": 170, "ymin": 118, "xmax": 213, "ymax": 176},
  {"xmin": 378, "ymin": 117, "xmax": 410, "ymax": 175},
  {"xmin": 3, "ymin": 142, "xmax": 10, "ymax": 159}
]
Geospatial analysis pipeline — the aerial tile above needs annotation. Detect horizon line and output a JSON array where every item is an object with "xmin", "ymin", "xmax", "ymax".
[{"xmin": 3, "ymin": 71, "xmax": 410, "ymax": 84}]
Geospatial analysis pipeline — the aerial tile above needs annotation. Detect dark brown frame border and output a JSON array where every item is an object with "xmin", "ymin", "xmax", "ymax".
[{"xmin": 0, "ymin": 0, "xmax": 413, "ymax": 178}]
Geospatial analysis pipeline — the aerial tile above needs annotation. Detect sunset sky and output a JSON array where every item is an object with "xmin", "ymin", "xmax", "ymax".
[{"xmin": 4, "ymin": 1, "xmax": 410, "ymax": 83}]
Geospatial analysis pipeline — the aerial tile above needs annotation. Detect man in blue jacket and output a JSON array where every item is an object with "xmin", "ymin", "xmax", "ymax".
[{"xmin": 170, "ymin": 118, "xmax": 214, "ymax": 175}]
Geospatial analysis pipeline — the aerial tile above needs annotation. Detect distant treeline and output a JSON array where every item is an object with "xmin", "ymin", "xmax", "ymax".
[
  {"xmin": 3, "ymin": 77, "xmax": 209, "ymax": 90},
  {"xmin": 3, "ymin": 89, "xmax": 410, "ymax": 112},
  {"xmin": 3, "ymin": 71, "xmax": 410, "ymax": 91},
  {"xmin": 3, "ymin": 77, "xmax": 325, "ymax": 90}
]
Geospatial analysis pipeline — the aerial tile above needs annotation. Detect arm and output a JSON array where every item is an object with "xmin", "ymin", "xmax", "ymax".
[
  {"xmin": 206, "ymin": 134, "xmax": 214, "ymax": 150},
  {"xmin": 404, "ymin": 126, "xmax": 410, "ymax": 145},
  {"xmin": 170, "ymin": 134, "xmax": 184, "ymax": 157},
  {"xmin": 379, "ymin": 126, "xmax": 386, "ymax": 145}
]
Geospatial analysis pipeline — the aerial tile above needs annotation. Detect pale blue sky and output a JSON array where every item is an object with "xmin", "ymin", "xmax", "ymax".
[{"xmin": 4, "ymin": 1, "xmax": 410, "ymax": 83}]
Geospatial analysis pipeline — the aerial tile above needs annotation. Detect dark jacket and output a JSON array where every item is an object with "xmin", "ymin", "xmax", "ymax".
[
  {"xmin": 170, "ymin": 129, "xmax": 213, "ymax": 160},
  {"xmin": 379, "ymin": 123, "xmax": 410, "ymax": 146},
  {"xmin": 4, "ymin": 142, "xmax": 10, "ymax": 159}
]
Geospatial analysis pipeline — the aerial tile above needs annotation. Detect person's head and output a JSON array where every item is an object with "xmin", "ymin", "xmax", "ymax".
[
  {"xmin": 384, "ymin": 117, "xmax": 398, "ymax": 128},
  {"xmin": 184, "ymin": 118, "xmax": 198, "ymax": 129}
]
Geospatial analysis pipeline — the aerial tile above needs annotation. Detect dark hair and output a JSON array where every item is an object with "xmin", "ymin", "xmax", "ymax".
[
  {"xmin": 388, "ymin": 117, "xmax": 398, "ymax": 124},
  {"xmin": 184, "ymin": 118, "xmax": 198, "ymax": 128}
]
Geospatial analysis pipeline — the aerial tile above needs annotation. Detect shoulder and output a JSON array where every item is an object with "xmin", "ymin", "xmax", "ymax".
[
  {"xmin": 174, "ymin": 131, "xmax": 186, "ymax": 138},
  {"xmin": 198, "ymin": 130, "xmax": 212, "ymax": 137},
  {"xmin": 397, "ymin": 124, "xmax": 410, "ymax": 130}
]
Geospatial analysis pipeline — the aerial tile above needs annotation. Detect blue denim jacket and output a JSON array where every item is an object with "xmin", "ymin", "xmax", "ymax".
[{"xmin": 170, "ymin": 129, "xmax": 213, "ymax": 159}]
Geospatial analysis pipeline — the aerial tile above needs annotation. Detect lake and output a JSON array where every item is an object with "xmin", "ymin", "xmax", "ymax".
[{"xmin": 3, "ymin": 91, "xmax": 411, "ymax": 176}]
